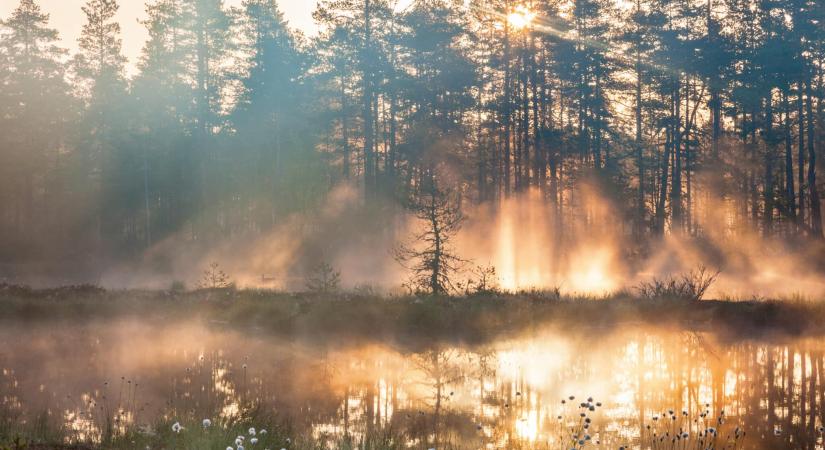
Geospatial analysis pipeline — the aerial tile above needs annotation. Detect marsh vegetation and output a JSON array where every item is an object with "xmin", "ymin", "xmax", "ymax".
[{"xmin": 0, "ymin": 288, "xmax": 825, "ymax": 450}]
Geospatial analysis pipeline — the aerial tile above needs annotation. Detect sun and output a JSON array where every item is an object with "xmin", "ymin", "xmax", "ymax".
[{"xmin": 507, "ymin": 6, "xmax": 536, "ymax": 30}]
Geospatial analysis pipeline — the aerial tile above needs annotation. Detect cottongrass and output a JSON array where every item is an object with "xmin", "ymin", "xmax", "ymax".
[{"xmin": 628, "ymin": 406, "xmax": 746, "ymax": 450}]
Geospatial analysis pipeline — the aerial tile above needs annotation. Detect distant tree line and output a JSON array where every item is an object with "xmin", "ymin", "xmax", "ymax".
[{"xmin": 0, "ymin": 0, "xmax": 823, "ymax": 267}]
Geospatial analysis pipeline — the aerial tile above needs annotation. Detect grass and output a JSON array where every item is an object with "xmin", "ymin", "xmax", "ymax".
[
  {"xmin": 0, "ymin": 405, "xmax": 453, "ymax": 450},
  {"xmin": 0, "ymin": 285, "xmax": 825, "ymax": 347},
  {"xmin": 1, "ymin": 398, "xmax": 749, "ymax": 450},
  {"xmin": 1, "ymin": 284, "xmax": 824, "ymax": 347}
]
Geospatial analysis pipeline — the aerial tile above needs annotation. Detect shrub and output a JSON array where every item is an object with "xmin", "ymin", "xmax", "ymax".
[
  {"xmin": 636, "ymin": 265, "xmax": 720, "ymax": 301},
  {"xmin": 465, "ymin": 264, "xmax": 501, "ymax": 295},
  {"xmin": 305, "ymin": 262, "xmax": 341, "ymax": 294},
  {"xmin": 198, "ymin": 262, "xmax": 232, "ymax": 289}
]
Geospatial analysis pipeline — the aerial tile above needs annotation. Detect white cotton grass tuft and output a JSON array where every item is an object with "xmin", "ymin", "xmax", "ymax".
[
  {"xmin": 250, "ymin": 437, "xmax": 259, "ymax": 445},
  {"xmin": 203, "ymin": 419, "xmax": 212, "ymax": 428},
  {"xmin": 236, "ymin": 438, "xmax": 244, "ymax": 446},
  {"xmin": 171, "ymin": 422, "xmax": 182, "ymax": 433},
  {"xmin": 249, "ymin": 427, "xmax": 256, "ymax": 436}
]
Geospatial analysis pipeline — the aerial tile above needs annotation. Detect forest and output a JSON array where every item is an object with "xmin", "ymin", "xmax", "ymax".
[
  {"xmin": 4, "ymin": 2, "xmax": 825, "ymax": 448},
  {"xmin": 1, "ymin": 0, "xmax": 824, "ymax": 292}
]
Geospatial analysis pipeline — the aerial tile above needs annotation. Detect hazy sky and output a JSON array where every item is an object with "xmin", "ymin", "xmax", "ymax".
[{"xmin": 0, "ymin": 0, "xmax": 320, "ymax": 74}]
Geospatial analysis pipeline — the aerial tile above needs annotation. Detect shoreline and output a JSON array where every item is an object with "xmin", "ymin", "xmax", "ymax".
[{"xmin": 1, "ymin": 285, "xmax": 822, "ymax": 346}]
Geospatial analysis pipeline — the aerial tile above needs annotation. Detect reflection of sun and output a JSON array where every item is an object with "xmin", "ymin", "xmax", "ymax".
[
  {"xmin": 515, "ymin": 409, "xmax": 539, "ymax": 441},
  {"xmin": 507, "ymin": 6, "xmax": 535, "ymax": 30}
]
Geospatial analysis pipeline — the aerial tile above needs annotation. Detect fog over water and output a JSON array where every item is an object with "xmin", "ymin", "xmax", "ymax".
[{"xmin": 1, "ymin": 318, "xmax": 823, "ymax": 449}]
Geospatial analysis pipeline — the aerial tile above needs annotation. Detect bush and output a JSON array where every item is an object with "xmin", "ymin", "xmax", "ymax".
[
  {"xmin": 198, "ymin": 263, "xmax": 232, "ymax": 289},
  {"xmin": 305, "ymin": 262, "xmax": 341, "ymax": 294},
  {"xmin": 636, "ymin": 265, "xmax": 720, "ymax": 301},
  {"xmin": 169, "ymin": 280, "xmax": 187, "ymax": 292},
  {"xmin": 465, "ymin": 264, "xmax": 501, "ymax": 295}
]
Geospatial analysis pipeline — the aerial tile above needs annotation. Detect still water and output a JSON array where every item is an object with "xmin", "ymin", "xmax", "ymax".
[{"xmin": 0, "ymin": 320, "xmax": 822, "ymax": 449}]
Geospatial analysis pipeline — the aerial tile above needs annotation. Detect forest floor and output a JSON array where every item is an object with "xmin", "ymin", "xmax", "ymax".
[{"xmin": 0, "ymin": 283, "xmax": 822, "ymax": 347}]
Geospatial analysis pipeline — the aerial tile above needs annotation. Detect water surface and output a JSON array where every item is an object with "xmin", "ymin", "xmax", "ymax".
[{"xmin": 1, "ymin": 320, "xmax": 821, "ymax": 449}]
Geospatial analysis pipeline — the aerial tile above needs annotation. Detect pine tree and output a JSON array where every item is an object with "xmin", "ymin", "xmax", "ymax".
[
  {"xmin": 74, "ymin": 0, "xmax": 126, "ymax": 89},
  {"xmin": 0, "ymin": 0, "xmax": 72, "ymax": 245},
  {"xmin": 72, "ymin": 0, "xmax": 129, "ymax": 247},
  {"xmin": 233, "ymin": 0, "xmax": 322, "ymax": 229}
]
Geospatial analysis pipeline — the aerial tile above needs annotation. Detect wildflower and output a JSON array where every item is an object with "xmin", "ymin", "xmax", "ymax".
[
  {"xmin": 203, "ymin": 419, "xmax": 212, "ymax": 428},
  {"xmin": 249, "ymin": 428, "xmax": 256, "ymax": 436},
  {"xmin": 172, "ymin": 422, "xmax": 182, "ymax": 433},
  {"xmin": 251, "ymin": 438, "xmax": 259, "ymax": 445}
]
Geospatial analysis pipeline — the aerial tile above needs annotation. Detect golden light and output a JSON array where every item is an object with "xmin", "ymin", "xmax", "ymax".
[{"xmin": 507, "ymin": 6, "xmax": 535, "ymax": 30}]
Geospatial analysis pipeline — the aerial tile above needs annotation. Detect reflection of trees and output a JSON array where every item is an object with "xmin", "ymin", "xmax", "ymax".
[
  {"xmin": 411, "ymin": 348, "xmax": 470, "ymax": 449},
  {"xmin": 6, "ymin": 325, "xmax": 825, "ymax": 450}
]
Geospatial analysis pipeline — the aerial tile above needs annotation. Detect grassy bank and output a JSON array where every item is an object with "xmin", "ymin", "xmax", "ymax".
[{"xmin": 1, "ymin": 284, "xmax": 823, "ymax": 347}]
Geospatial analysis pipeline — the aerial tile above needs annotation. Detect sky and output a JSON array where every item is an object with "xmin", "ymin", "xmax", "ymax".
[{"xmin": 0, "ymin": 0, "xmax": 321, "ymax": 74}]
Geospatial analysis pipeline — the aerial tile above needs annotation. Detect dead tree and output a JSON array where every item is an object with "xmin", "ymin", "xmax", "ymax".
[{"xmin": 395, "ymin": 177, "xmax": 465, "ymax": 295}]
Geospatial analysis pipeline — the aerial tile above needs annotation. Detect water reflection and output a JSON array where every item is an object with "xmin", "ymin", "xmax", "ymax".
[{"xmin": 0, "ymin": 320, "xmax": 823, "ymax": 449}]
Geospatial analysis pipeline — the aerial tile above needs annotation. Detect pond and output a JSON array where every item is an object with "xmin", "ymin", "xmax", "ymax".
[{"xmin": 0, "ymin": 319, "xmax": 821, "ymax": 449}]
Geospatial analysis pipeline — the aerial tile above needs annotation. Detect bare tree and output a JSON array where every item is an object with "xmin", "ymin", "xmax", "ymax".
[{"xmin": 395, "ymin": 178, "xmax": 466, "ymax": 295}]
